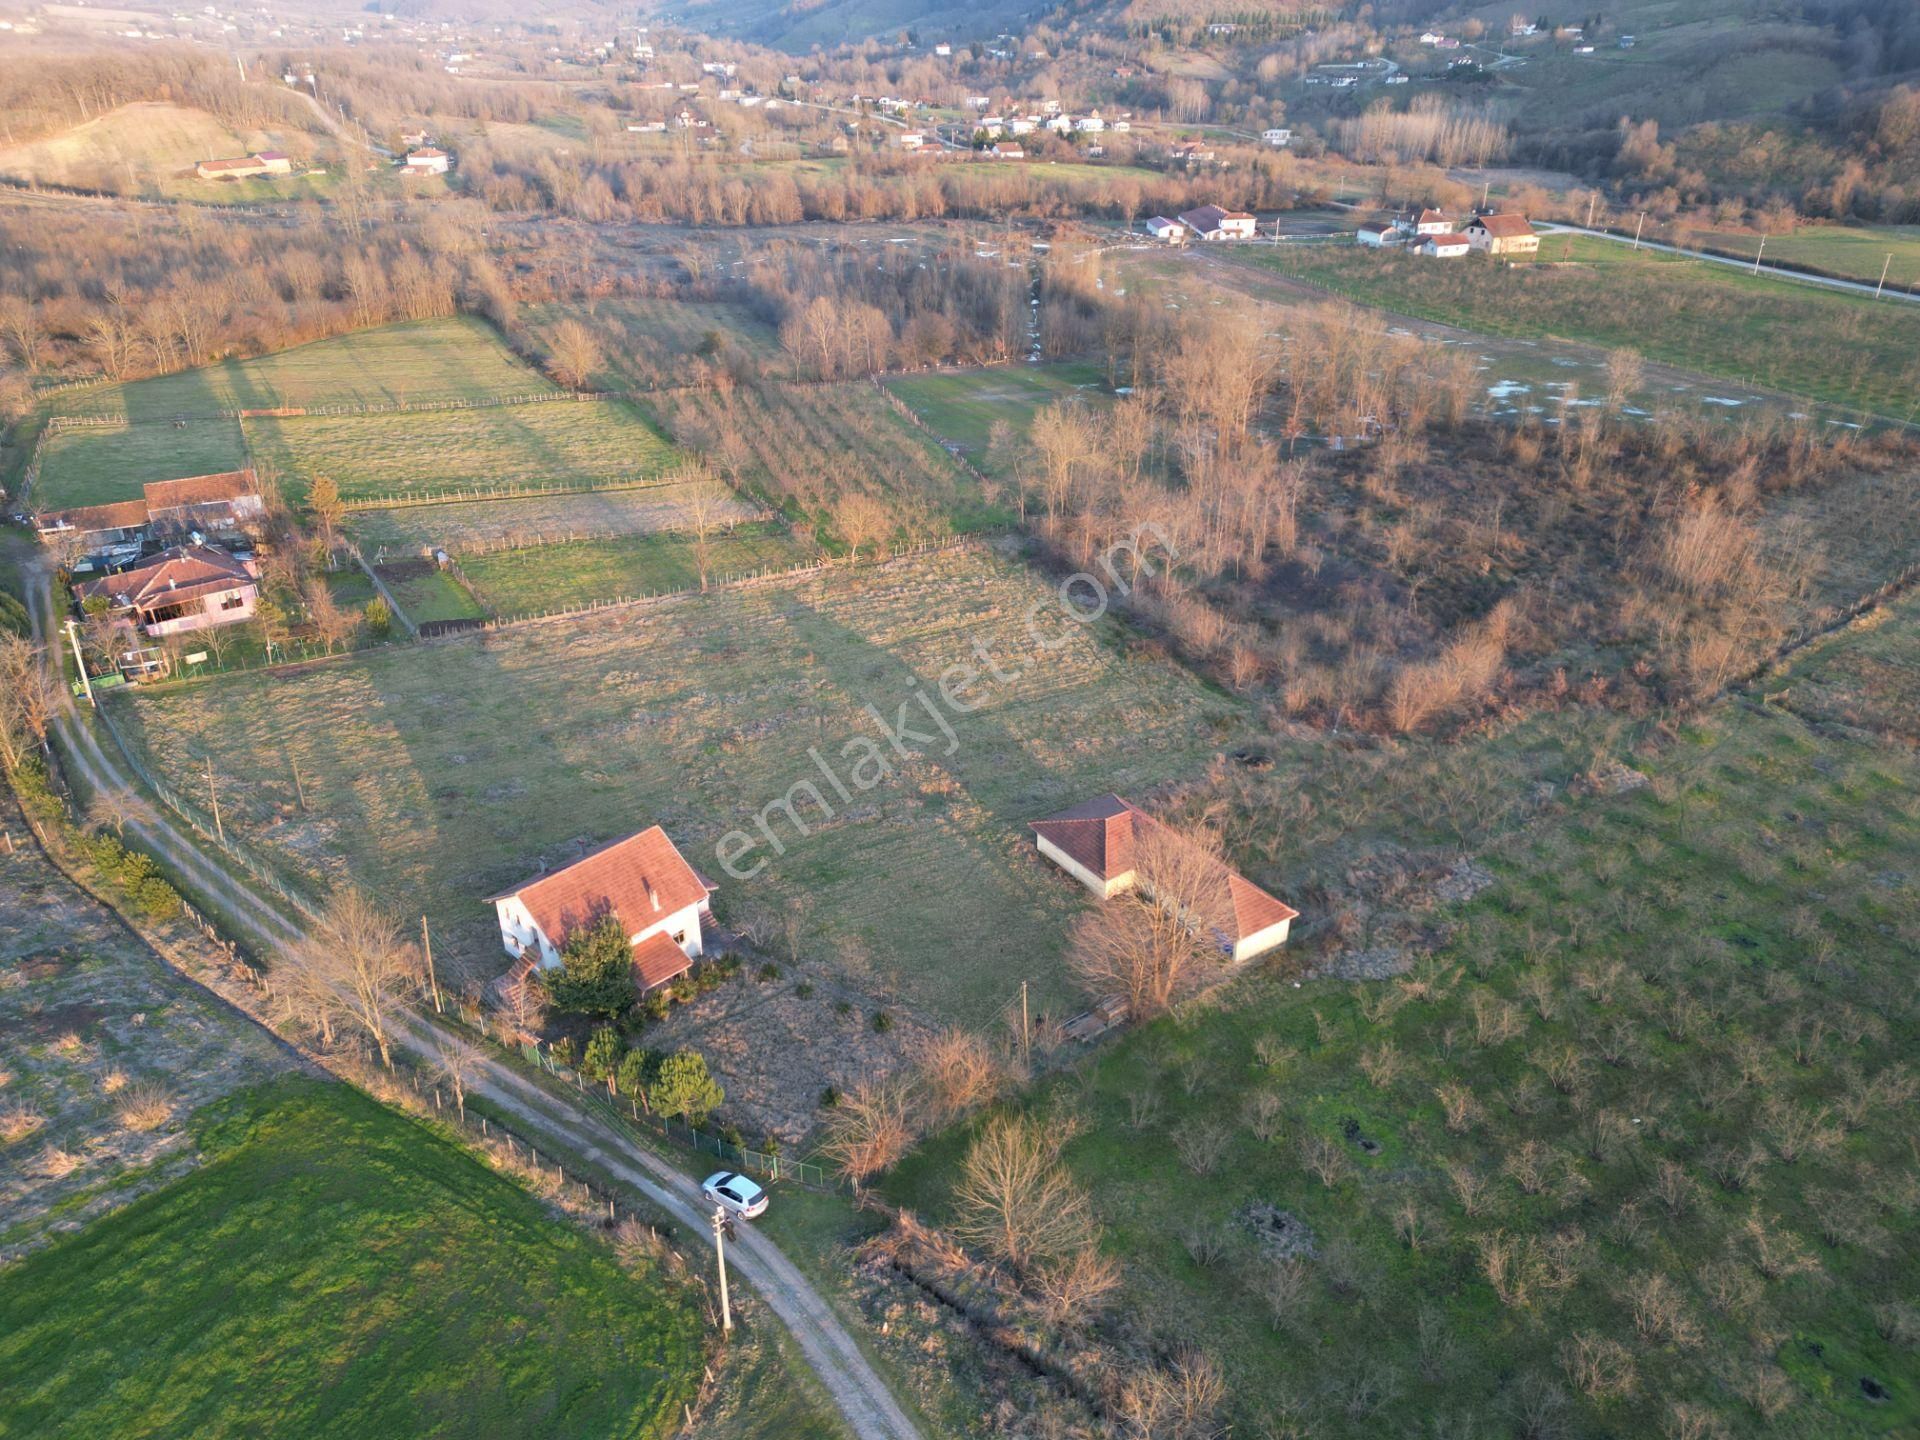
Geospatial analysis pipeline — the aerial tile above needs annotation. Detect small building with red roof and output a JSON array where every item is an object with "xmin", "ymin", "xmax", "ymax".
[
  {"xmin": 487, "ymin": 826, "xmax": 717, "ymax": 994},
  {"xmin": 1030, "ymin": 794, "xmax": 1298, "ymax": 961}
]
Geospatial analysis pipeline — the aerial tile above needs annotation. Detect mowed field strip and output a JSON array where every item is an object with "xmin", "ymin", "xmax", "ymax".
[
  {"xmin": 108, "ymin": 547, "xmax": 1240, "ymax": 1024},
  {"xmin": 456, "ymin": 524, "xmax": 814, "ymax": 615},
  {"xmin": 246, "ymin": 397, "xmax": 684, "ymax": 505},
  {"xmin": 45, "ymin": 316, "xmax": 559, "ymax": 423},
  {"xmin": 347, "ymin": 481, "xmax": 764, "ymax": 555},
  {"xmin": 885, "ymin": 362, "xmax": 1112, "ymax": 475}
]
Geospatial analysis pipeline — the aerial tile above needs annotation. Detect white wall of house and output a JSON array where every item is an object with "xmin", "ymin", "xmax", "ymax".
[
  {"xmin": 145, "ymin": 588, "xmax": 257, "ymax": 637},
  {"xmin": 1232, "ymin": 916, "xmax": 1293, "ymax": 963},
  {"xmin": 1035, "ymin": 834, "xmax": 1134, "ymax": 898},
  {"xmin": 494, "ymin": 896, "xmax": 706, "ymax": 967}
]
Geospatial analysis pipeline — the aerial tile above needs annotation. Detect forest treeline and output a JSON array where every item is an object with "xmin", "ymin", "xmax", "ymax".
[{"xmin": 0, "ymin": 50, "xmax": 320, "ymax": 149}]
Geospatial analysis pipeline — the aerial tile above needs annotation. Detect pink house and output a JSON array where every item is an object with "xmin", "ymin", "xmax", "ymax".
[{"xmin": 76, "ymin": 545, "xmax": 258, "ymax": 637}]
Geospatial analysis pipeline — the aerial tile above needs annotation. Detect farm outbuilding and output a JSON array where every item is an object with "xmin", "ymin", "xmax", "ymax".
[{"xmin": 1030, "ymin": 795, "xmax": 1298, "ymax": 961}]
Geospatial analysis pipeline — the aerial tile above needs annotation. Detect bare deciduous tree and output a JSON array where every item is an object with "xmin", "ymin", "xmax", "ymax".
[
  {"xmin": 282, "ymin": 886, "xmax": 417, "ymax": 1068},
  {"xmin": 951, "ymin": 1114, "xmax": 1095, "ymax": 1270},
  {"xmin": 545, "ymin": 318, "xmax": 602, "ymax": 390},
  {"xmin": 914, "ymin": 1028, "xmax": 1002, "ymax": 1125},
  {"xmin": 818, "ymin": 1078, "xmax": 917, "ymax": 1185},
  {"xmin": 433, "ymin": 1034, "xmax": 485, "ymax": 1119}
]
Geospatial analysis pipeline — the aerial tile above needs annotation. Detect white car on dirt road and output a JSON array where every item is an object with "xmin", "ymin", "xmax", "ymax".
[{"xmin": 702, "ymin": 1170, "xmax": 769, "ymax": 1218}]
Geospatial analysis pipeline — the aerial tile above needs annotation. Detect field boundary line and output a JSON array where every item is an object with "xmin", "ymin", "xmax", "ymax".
[{"xmin": 340, "ymin": 469, "xmax": 714, "ymax": 515}]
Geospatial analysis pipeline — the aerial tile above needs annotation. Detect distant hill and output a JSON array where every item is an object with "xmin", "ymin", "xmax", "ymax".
[{"xmin": 670, "ymin": 0, "xmax": 1055, "ymax": 50}]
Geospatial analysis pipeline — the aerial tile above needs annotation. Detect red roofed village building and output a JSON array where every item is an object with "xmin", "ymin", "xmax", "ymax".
[
  {"xmin": 75, "ymin": 545, "xmax": 259, "ymax": 636},
  {"xmin": 489, "ymin": 826, "xmax": 717, "ymax": 997},
  {"xmin": 1030, "ymin": 795, "xmax": 1298, "ymax": 961},
  {"xmin": 36, "ymin": 469, "xmax": 265, "ymax": 550}
]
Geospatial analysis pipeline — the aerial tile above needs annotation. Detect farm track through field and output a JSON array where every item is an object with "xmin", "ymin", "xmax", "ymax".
[{"xmin": 22, "ymin": 561, "xmax": 922, "ymax": 1440}]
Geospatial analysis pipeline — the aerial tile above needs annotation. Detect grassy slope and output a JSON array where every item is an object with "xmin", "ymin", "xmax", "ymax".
[
  {"xmin": 522, "ymin": 299, "xmax": 782, "ymax": 390},
  {"xmin": 347, "ymin": 482, "xmax": 760, "ymax": 555},
  {"xmin": 1260, "ymin": 238, "xmax": 1920, "ymax": 420},
  {"xmin": 457, "ymin": 523, "xmax": 813, "ymax": 615},
  {"xmin": 1690, "ymin": 225, "xmax": 1920, "ymax": 292},
  {"xmin": 105, "ymin": 548, "xmax": 1238, "ymax": 1022},
  {"xmin": 32, "ymin": 417, "xmax": 246, "ymax": 510},
  {"xmin": 245, "ymin": 398, "xmax": 682, "ymax": 505},
  {"xmin": 47, "ymin": 317, "xmax": 557, "ymax": 423},
  {"xmin": 0, "ymin": 1076, "xmax": 704, "ymax": 1440},
  {"xmin": 884, "ymin": 599, "xmax": 1920, "ymax": 1437}
]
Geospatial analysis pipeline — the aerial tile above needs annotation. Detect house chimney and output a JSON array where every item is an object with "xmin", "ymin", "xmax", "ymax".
[{"xmin": 646, "ymin": 878, "xmax": 660, "ymax": 912}]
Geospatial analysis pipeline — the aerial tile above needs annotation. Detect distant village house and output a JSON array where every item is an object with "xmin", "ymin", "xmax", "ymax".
[
  {"xmin": 1464, "ymin": 212, "xmax": 1540, "ymax": 255},
  {"xmin": 404, "ymin": 147, "xmax": 452, "ymax": 175},
  {"xmin": 1179, "ymin": 204, "xmax": 1257, "ymax": 241},
  {"xmin": 195, "ymin": 152, "xmax": 292, "ymax": 180}
]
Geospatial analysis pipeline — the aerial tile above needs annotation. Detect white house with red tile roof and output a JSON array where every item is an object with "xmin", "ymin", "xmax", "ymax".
[
  {"xmin": 1396, "ymin": 207, "xmax": 1452, "ymax": 237},
  {"xmin": 1179, "ymin": 204, "xmax": 1257, "ymax": 241},
  {"xmin": 1030, "ymin": 795, "xmax": 1298, "ymax": 961},
  {"xmin": 1464, "ymin": 212, "xmax": 1539, "ymax": 255},
  {"xmin": 488, "ymin": 826, "xmax": 716, "ymax": 994},
  {"xmin": 1417, "ymin": 232, "xmax": 1472, "ymax": 258}
]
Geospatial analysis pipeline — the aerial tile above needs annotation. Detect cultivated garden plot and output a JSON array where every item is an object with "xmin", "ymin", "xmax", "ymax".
[
  {"xmin": 0, "ymin": 1078, "xmax": 706, "ymax": 1440},
  {"xmin": 245, "ymin": 397, "xmax": 682, "ymax": 506},
  {"xmin": 655, "ymin": 381, "xmax": 1015, "ymax": 536},
  {"xmin": 348, "ymin": 477, "xmax": 763, "ymax": 557},
  {"xmin": 45, "ymin": 316, "xmax": 558, "ymax": 423},
  {"xmin": 31, "ymin": 417, "xmax": 248, "ymax": 511},
  {"xmin": 523, "ymin": 298, "xmax": 781, "ymax": 389},
  {"xmin": 106, "ymin": 548, "xmax": 1240, "ymax": 1026},
  {"xmin": 0, "ymin": 793, "xmax": 290, "ymax": 1261},
  {"xmin": 884, "ymin": 362, "xmax": 1113, "ymax": 476}
]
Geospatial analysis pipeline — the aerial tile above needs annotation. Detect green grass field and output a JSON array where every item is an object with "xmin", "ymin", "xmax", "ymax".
[
  {"xmin": 0, "ymin": 1077, "xmax": 704, "ymax": 1440},
  {"xmin": 1691, "ymin": 225, "xmax": 1920, "ymax": 292},
  {"xmin": 885, "ymin": 609, "xmax": 1920, "ymax": 1436},
  {"xmin": 377, "ymin": 565, "xmax": 488, "ymax": 626},
  {"xmin": 245, "ymin": 398, "xmax": 681, "ymax": 506},
  {"xmin": 46, "ymin": 317, "xmax": 557, "ymax": 423},
  {"xmin": 106, "ymin": 547, "xmax": 1240, "ymax": 1023},
  {"xmin": 456, "ymin": 524, "xmax": 813, "ymax": 616},
  {"xmin": 347, "ymin": 482, "xmax": 762, "ymax": 556},
  {"xmin": 883, "ymin": 363, "xmax": 1111, "ymax": 475},
  {"xmin": 1261, "ymin": 237, "xmax": 1920, "ymax": 420},
  {"xmin": 32, "ymin": 418, "xmax": 247, "ymax": 511}
]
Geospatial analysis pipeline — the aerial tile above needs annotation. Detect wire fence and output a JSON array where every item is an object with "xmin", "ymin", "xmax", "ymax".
[
  {"xmin": 340, "ymin": 470, "xmax": 712, "ymax": 515},
  {"xmin": 517, "ymin": 1040, "xmax": 842, "ymax": 1191}
]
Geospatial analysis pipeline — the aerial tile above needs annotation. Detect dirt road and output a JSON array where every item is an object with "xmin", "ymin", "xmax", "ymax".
[{"xmin": 25, "ymin": 565, "xmax": 923, "ymax": 1440}]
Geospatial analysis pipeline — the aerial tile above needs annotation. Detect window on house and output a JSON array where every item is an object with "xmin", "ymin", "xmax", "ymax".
[
  {"xmin": 673, "ymin": 931, "xmax": 686, "ymax": 944},
  {"xmin": 219, "ymin": 593, "xmax": 245, "ymax": 610}
]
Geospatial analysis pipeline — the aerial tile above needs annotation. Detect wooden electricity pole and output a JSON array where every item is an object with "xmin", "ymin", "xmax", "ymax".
[
  {"xmin": 1876, "ymin": 253, "xmax": 1892, "ymax": 301},
  {"xmin": 1021, "ymin": 980, "xmax": 1031, "ymax": 1066},
  {"xmin": 1631, "ymin": 212, "xmax": 1646, "ymax": 250},
  {"xmin": 66, "ymin": 621, "xmax": 94, "ymax": 708},
  {"xmin": 1751, "ymin": 234, "xmax": 1766, "ymax": 275},
  {"xmin": 711, "ymin": 1206, "xmax": 734, "ymax": 1332},
  {"xmin": 205, "ymin": 756, "xmax": 224, "ymax": 845},
  {"xmin": 422, "ymin": 916, "xmax": 442, "ymax": 1013}
]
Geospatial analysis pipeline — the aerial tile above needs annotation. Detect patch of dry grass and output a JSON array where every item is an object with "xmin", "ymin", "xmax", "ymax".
[{"xmin": 115, "ymin": 1084, "xmax": 175, "ymax": 1134}]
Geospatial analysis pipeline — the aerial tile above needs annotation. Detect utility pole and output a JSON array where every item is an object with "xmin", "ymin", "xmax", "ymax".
[
  {"xmin": 1876, "ymin": 253, "xmax": 1892, "ymax": 301},
  {"xmin": 1584, "ymin": 190, "xmax": 1597, "ymax": 228},
  {"xmin": 1020, "ymin": 980, "xmax": 1031, "ymax": 1066},
  {"xmin": 422, "ymin": 916, "xmax": 442, "ymax": 1013},
  {"xmin": 65, "ymin": 620, "xmax": 94, "ymax": 708},
  {"xmin": 1631, "ymin": 212, "xmax": 1646, "ymax": 251},
  {"xmin": 710, "ymin": 1207, "xmax": 734, "ymax": 1332},
  {"xmin": 1751, "ymin": 234, "xmax": 1766, "ymax": 275},
  {"xmin": 205, "ymin": 755, "xmax": 224, "ymax": 845}
]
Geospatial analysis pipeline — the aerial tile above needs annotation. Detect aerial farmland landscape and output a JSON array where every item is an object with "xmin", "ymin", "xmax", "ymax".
[{"xmin": 1, "ymin": 0, "xmax": 1917, "ymax": 1437}]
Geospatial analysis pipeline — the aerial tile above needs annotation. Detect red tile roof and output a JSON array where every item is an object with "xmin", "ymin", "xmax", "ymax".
[
  {"xmin": 77, "ymin": 545, "xmax": 254, "ymax": 612},
  {"xmin": 144, "ymin": 469, "xmax": 259, "ymax": 512},
  {"xmin": 38, "ymin": 498, "xmax": 152, "ymax": 535},
  {"xmin": 631, "ymin": 931, "xmax": 694, "ymax": 992},
  {"xmin": 1469, "ymin": 213, "xmax": 1534, "ymax": 238},
  {"xmin": 1422, "ymin": 233, "xmax": 1471, "ymax": 247},
  {"xmin": 1031, "ymin": 794, "xmax": 1298, "ymax": 942},
  {"xmin": 489, "ymin": 826, "xmax": 710, "ymax": 952}
]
